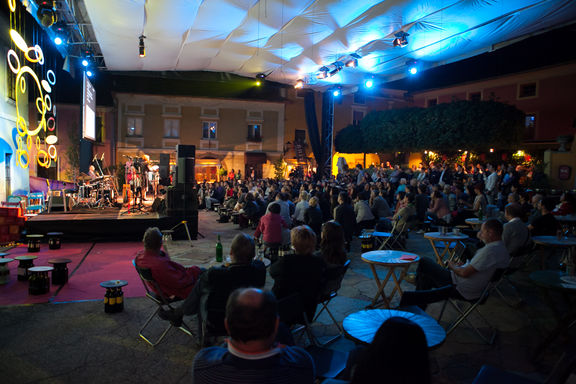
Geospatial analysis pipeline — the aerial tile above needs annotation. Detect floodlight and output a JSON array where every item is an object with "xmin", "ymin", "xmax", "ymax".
[
  {"xmin": 393, "ymin": 31, "xmax": 409, "ymax": 48},
  {"xmin": 54, "ymin": 36, "xmax": 63, "ymax": 45},
  {"xmin": 139, "ymin": 35, "xmax": 146, "ymax": 58},
  {"xmin": 86, "ymin": 70, "xmax": 93, "ymax": 77},
  {"xmin": 332, "ymin": 86, "xmax": 341, "ymax": 97},
  {"xmin": 294, "ymin": 79, "xmax": 304, "ymax": 89},
  {"xmin": 364, "ymin": 78, "xmax": 374, "ymax": 88},
  {"xmin": 37, "ymin": 1, "xmax": 56, "ymax": 28},
  {"xmin": 81, "ymin": 59, "xmax": 89, "ymax": 67}
]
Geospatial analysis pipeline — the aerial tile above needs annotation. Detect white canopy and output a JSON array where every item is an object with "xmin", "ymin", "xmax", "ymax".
[{"xmin": 83, "ymin": 0, "xmax": 576, "ymax": 89}]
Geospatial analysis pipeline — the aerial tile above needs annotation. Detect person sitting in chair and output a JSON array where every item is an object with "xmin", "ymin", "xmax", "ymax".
[
  {"xmin": 135, "ymin": 227, "xmax": 203, "ymax": 300},
  {"xmin": 168, "ymin": 233, "xmax": 266, "ymax": 331},
  {"xmin": 415, "ymin": 219, "xmax": 510, "ymax": 301},
  {"xmin": 192, "ymin": 288, "xmax": 315, "ymax": 383}
]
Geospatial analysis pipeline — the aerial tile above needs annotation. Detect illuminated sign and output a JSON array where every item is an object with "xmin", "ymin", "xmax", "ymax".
[{"xmin": 7, "ymin": 1, "xmax": 58, "ymax": 169}]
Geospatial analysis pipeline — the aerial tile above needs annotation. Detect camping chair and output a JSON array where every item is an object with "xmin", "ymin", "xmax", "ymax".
[
  {"xmin": 132, "ymin": 260, "xmax": 196, "ymax": 346},
  {"xmin": 441, "ymin": 268, "xmax": 507, "ymax": 344},
  {"xmin": 312, "ymin": 260, "xmax": 351, "ymax": 346}
]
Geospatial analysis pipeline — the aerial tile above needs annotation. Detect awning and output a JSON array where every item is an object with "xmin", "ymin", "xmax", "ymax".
[{"xmin": 245, "ymin": 152, "xmax": 267, "ymax": 164}]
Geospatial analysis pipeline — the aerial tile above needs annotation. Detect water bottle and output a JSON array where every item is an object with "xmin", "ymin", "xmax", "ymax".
[{"xmin": 216, "ymin": 235, "xmax": 223, "ymax": 263}]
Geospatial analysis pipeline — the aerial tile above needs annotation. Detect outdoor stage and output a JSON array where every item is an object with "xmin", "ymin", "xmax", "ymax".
[{"xmin": 25, "ymin": 198, "xmax": 196, "ymax": 242}]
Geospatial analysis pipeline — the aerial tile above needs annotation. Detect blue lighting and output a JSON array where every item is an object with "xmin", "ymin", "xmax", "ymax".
[
  {"xmin": 409, "ymin": 66, "xmax": 418, "ymax": 75},
  {"xmin": 333, "ymin": 89, "xmax": 341, "ymax": 97},
  {"xmin": 54, "ymin": 37, "xmax": 63, "ymax": 45},
  {"xmin": 81, "ymin": 59, "xmax": 89, "ymax": 67},
  {"xmin": 364, "ymin": 79, "xmax": 374, "ymax": 88},
  {"xmin": 86, "ymin": 70, "xmax": 93, "ymax": 77}
]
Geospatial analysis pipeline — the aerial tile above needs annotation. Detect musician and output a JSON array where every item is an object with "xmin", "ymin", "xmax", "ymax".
[{"xmin": 88, "ymin": 165, "xmax": 98, "ymax": 180}]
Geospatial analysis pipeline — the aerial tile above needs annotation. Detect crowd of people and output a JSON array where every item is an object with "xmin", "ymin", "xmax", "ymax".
[{"xmin": 136, "ymin": 160, "xmax": 574, "ymax": 383}]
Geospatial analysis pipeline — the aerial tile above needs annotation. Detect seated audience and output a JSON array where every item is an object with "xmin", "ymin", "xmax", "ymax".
[
  {"xmin": 318, "ymin": 221, "xmax": 348, "ymax": 267},
  {"xmin": 503, "ymin": 203, "xmax": 531, "ymax": 257},
  {"xmin": 354, "ymin": 191, "xmax": 375, "ymax": 233},
  {"xmin": 529, "ymin": 197, "xmax": 560, "ymax": 236},
  {"xmin": 334, "ymin": 192, "xmax": 356, "ymax": 251},
  {"xmin": 270, "ymin": 226, "xmax": 326, "ymax": 321},
  {"xmin": 370, "ymin": 189, "xmax": 392, "ymax": 219},
  {"xmin": 304, "ymin": 196, "xmax": 323, "ymax": 241},
  {"xmin": 427, "ymin": 190, "xmax": 451, "ymax": 224},
  {"xmin": 254, "ymin": 202, "xmax": 288, "ymax": 252},
  {"xmin": 192, "ymin": 288, "xmax": 315, "ymax": 383},
  {"xmin": 347, "ymin": 317, "xmax": 430, "ymax": 384},
  {"xmin": 171, "ymin": 233, "xmax": 266, "ymax": 330},
  {"xmin": 552, "ymin": 191, "xmax": 575, "ymax": 216},
  {"xmin": 416, "ymin": 219, "xmax": 510, "ymax": 301},
  {"xmin": 135, "ymin": 227, "xmax": 202, "ymax": 299}
]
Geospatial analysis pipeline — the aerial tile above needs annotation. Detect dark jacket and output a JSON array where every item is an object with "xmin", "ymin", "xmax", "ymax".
[
  {"xmin": 270, "ymin": 254, "xmax": 326, "ymax": 321},
  {"xmin": 334, "ymin": 203, "xmax": 356, "ymax": 242},
  {"xmin": 181, "ymin": 261, "xmax": 266, "ymax": 330},
  {"xmin": 304, "ymin": 206, "xmax": 323, "ymax": 237}
]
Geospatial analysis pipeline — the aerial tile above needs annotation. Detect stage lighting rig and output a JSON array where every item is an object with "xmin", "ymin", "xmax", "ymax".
[
  {"xmin": 393, "ymin": 31, "xmax": 409, "ymax": 48},
  {"xmin": 139, "ymin": 35, "xmax": 146, "ymax": 58},
  {"xmin": 294, "ymin": 79, "xmax": 304, "ymax": 89},
  {"xmin": 36, "ymin": 1, "xmax": 57, "ymax": 28}
]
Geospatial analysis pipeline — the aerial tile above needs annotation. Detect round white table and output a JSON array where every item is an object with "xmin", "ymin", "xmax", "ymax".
[
  {"xmin": 361, "ymin": 250, "xmax": 420, "ymax": 308},
  {"xmin": 424, "ymin": 232, "xmax": 469, "ymax": 265}
]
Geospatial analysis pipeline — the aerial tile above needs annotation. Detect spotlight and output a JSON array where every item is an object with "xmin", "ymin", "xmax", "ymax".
[
  {"xmin": 37, "ymin": 1, "xmax": 56, "ymax": 28},
  {"xmin": 294, "ymin": 79, "xmax": 304, "ymax": 89},
  {"xmin": 406, "ymin": 60, "xmax": 418, "ymax": 75},
  {"xmin": 364, "ymin": 78, "xmax": 374, "ymax": 89},
  {"xmin": 328, "ymin": 67, "xmax": 340, "ymax": 77},
  {"xmin": 345, "ymin": 59, "xmax": 358, "ymax": 68},
  {"xmin": 86, "ymin": 70, "xmax": 93, "ymax": 77},
  {"xmin": 52, "ymin": 23, "xmax": 67, "ymax": 46},
  {"xmin": 393, "ymin": 31, "xmax": 409, "ymax": 48},
  {"xmin": 139, "ymin": 35, "xmax": 146, "ymax": 58},
  {"xmin": 54, "ymin": 36, "xmax": 63, "ymax": 45},
  {"xmin": 332, "ymin": 86, "xmax": 341, "ymax": 97},
  {"xmin": 81, "ymin": 58, "xmax": 89, "ymax": 67},
  {"xmin": 317, "ymin": 66, "xmax": 329, "ymax": 80},
  {"xmin": 255, "ymin": 73, "xmax": 266, "ymax": 86}
]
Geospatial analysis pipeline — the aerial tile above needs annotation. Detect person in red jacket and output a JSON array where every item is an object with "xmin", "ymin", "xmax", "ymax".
[
  {"xmin": 135, "ymin": 227, "xmax": 203, "ymax": 299},
  {"xmin": 254, "ymin": 203, "xmax": 288, "ymax": 254}
]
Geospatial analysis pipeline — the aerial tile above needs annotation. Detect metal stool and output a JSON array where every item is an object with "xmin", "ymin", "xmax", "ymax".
[
  {"xmin": 15, "ymin": 255, "xmax": 38, "ymax": 281},
  {"xmin": 48, "ymin": 258, "xmax": 72, "ymax": 285},
  {"xmin": 47, "ymin": 232, "xmax": 64, "ymax": 250},
  {"xmin": 26, "ymin": 234, "xmax": 44, "ymax": 252},
  {"xmin": 28, "ymin": 266, "xmax": 53, "ymax": 295}
]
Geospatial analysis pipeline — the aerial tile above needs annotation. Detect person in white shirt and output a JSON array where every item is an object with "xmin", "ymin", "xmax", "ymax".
[
  {"xmin": 415, "ymin": 219, "xmax": 510, "ymax": 301},
  {"xmin": 503, "ymin": 203, "xmax": 531, "ymax": 257},
  {"xmin": 484, "ymin": 164, "xmax": 499, "ymax": 205}
]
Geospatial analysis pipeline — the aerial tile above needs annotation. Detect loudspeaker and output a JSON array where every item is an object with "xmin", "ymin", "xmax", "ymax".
[
  {"xmin": 159, "ymin": 154, "xmax": 170, "ymax": 186},
  {"xmin": 176, "ymin": 145, "xmax": 195, "ymax": 184}
]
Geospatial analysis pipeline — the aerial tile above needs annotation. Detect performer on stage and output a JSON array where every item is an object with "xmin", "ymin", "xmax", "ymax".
[{"xmin": 88, "ymin": 165, "xmax": 99, "ymax": 180}]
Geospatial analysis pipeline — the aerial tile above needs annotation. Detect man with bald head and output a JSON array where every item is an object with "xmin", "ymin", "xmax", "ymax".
[{"xmin": 192, "ymin": 288, "xmax": 315, "ymax": 383}]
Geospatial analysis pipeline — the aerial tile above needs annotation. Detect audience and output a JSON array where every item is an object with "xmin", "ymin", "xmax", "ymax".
[
  {"xmin": 254, "ymin": 202, "xmax": 288, "ymax": 253},
  {"xmin": 318, "ymin": 221, "xmax": 348, "ymax": 267},
  {"xmin": 135, "ymin": 227, "xmax": 202, "ymax": 299},
  {"xmin": 503, "ymin": 203, "xmax": 531, "ymax": 257},
  {"xmin": 528, "ymin": 197, "xmax": 560, "ymax": 236},
  {"xmin": 192, "ymin": 288, "xmax": 315, "ymax": 383}
]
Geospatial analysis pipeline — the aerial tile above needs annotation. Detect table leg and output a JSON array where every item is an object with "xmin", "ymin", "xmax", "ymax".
[
  {"xmin": 368, "ymin": 264, "xmax": 393, "ymax": 308},
  {"xmin": 388, "ymin": 266, "xmax": 409, "ymax": 303},
  {"xmin": 428, "ymin": 239, "xmax": 444, "ymax": 265}
]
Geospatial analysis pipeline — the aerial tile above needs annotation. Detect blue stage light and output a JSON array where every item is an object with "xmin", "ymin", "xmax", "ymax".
[
  {"xmin": 364, "ymin": 79, "xmax": 374, "ymax": 88},
  {"xmin": 86, "ymin": 70, "xmax": 93, "ymax": 77},
  {"xmin": 333, "ymin": 89, "xmax": 341, "ymax": 97},
  {"xmin": 81, "ymin": 59, "xmax": 89, "ymax": 67},
  {"xmin": 409, "ymin": 67, "xmax": 418, "ymax": 75},
  {"xmin": 54, "ymin": 36, "xmax": 63, "ymax": 45}
]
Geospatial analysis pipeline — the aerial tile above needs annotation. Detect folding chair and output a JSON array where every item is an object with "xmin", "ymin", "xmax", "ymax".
[
  {"xmin": 444, "ymin": 241, "xmax": 467, "ymax": 266},
  {"xmin": 494, "ymin": 242, "xmax": 534, "ymax": 307},
  {"xmin": 441, "ymin": 268, "xmax": 507, "ymax": 344},
  {"xmin": 375, "ymin": 220, "xmax": 408, "ymax": 250},
  {"xmin": 278, "ymin": 293, "xmax": 317, "ymax": 346},
  {"xmin": 312, "ymin": 260, "xmax": 351, "ymax": 346},
  {"xmin": 132, "ymin": 260, "xmax": 196, "ymax": 346}
]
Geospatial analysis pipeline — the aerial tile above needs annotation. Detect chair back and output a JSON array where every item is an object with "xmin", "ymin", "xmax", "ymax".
[
  {"xmin": 318, "ymin": 260, "xmax": 351, "ymax": 302},
  {"xmin": 278, "ymin": 293, "xmax": 307, "ymax": 326},
  {"xmin": 475, "ymin": 268, "xmax": 507, "ymax": 304},
  {"xmin": 132, "ymin": 259, "xmax": 170, "ymax": 303}
]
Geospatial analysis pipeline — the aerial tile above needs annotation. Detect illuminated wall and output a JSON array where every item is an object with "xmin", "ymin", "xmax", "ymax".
[{"xmin": 2, "ymin": 0, "xmax": 60, "ymax": 199}]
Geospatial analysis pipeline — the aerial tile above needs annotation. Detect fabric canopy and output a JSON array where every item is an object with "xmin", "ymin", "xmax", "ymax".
[{"xmin": 83, "ymin": 0, "xmax": 576, "ymax": 89}]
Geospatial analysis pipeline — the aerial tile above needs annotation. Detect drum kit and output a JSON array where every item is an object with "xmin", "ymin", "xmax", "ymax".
[{"xmin": 74, "ymin": 174, "xmax": 117, "ymax": 209}]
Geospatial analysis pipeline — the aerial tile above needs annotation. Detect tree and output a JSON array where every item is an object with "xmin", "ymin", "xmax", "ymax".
[{"xmin": 335, "ymin": 100, "xmax": 524, "ymax": 153}]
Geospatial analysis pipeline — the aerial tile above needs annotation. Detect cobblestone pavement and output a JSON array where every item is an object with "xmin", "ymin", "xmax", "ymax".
[{"xmin": 0, "ymin": 210, "xmax": 570, "ymax": 383}]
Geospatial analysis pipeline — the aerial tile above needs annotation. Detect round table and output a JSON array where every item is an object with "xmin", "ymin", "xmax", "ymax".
[
  {"xmin": 529, "ymin": 270, "xmax": 576, "ymax": 360},
  {"xmin": 532, "ymin": 236, "xmax": 576, "ymax": 248},
  {"xmin": 424, "ymin": 232, "xmax": 469, "ymax": 265},
  {"xmin": 46, "ymin": 232, "xmax": 64, "ymax": 250},
  {"xmin": 28, "ymin": 266, "xmax": 54, "ymax": 295},
  {"xmin": 0, "ymin": 258, "xmax": 14, "ymax": 284},
  {"xmin": 465, "ymin": 218, "xmax": 486, "ymax": 230},
  {"xmin": 14, "ymin": 255, "xmax": 38, "ymax": 281},
  {"xmin": 343, "ymin": 309, "xmax": 446, "ymax": 349},
  {"xmin": 100, "ymin": 280, "xmax": 128, "ymax": 313},
  {"xmin": 361, "ymin": 250, "xmax": 420, "ymax": 308},
  {"xmin": 48, "ymin": 258, "xmax": 72, "ymax": 285}
]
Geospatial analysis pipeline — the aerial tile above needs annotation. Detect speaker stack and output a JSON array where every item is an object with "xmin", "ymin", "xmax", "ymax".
[{"xmin": 166, "ymin": 145, "xmax": 198, "ymax": 239}]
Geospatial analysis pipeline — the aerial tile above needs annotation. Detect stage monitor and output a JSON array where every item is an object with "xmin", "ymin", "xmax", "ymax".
[{"xmin": 82, "ymin": 72, "xmax": 96, "ymax": 141}]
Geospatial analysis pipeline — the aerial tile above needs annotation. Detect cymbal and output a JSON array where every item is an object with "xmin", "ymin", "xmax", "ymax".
[{"xmin": 77, "ymin": 174, "xmax": 91, "ymax": 182}]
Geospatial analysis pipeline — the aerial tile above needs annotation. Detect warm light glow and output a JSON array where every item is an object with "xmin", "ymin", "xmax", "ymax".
[
  {"xmin": 515, "ymin": 150, "xmax": 525, "ymax": 157},
  {"xmin": 294, "ymin": 79, "xmax": 304, "ymax": 89},
  {"xmin": 489, "ymin": 148, "xmax": 494, "ymax": 153}
]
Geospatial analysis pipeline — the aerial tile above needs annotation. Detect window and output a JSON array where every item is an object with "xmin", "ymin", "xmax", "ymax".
[
  {"xmin": 518, "ymin": 82, "xmax": 537, "ymax": 99},
  {"xmin": 352, "ymin": 110, "xmax": 365, "ymax": 126},
  {"xmin": 247, "ymin": 124, "xmax": 261, "ymax": 141},
  {"xmin": 202, "ymin": 121, "xmax": 217, "ymax": 139},
  {"xmin": 469, "ymin": 92, "xmax": 481, "ymax": 102},
  {"xmin": 164, "ymin": 119, "xmax": 180, "ymax": 138},
  {"xmin": 525, "ymin": 114, "xmax": 536, "ymax": 139},
  {"xmin": 353, "ymin": 92, "xmax": 366, "ymax": 105},
  {"xmin": 427, "ymin": 98, "xmax": 438, "ymax": 107},
  {"xmin": 127, "ymin": 117, "xmax": 143, "ymax": 136}
]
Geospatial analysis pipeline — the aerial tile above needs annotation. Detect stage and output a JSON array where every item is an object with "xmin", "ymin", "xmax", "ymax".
[{"xmin": 25, "ymin": 198, "xmax": 197, "ymax": 242}]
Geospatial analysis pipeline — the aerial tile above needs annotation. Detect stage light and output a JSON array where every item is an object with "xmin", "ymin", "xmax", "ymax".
[
  {"xmin": 332, "ymin": 86, "xmax": 341, "ymax": 97},
  {"xmin": 328, "ymin": 67, "xmax": 340, "ymax": 77},
  {"xmin": 139, "ymin": 35, "xmax": 146, "ymax": 58},
  {"xmin": 86, "ymin": 70, "xmax": 93, "ymax": 77},
  {"xmin": 409, "ymin": 66, "xmax": 418, "ymax": 75},
  {"xmin": 364, "ymin": 78, "xmax": 374, "ymax": 89},
  {"xmin": 255, "ymin": 73, "xmax": 266, "ymax": 86},
  {"xmin": 317, "ymin": 66, "xmax": 329, "ymax": 79},
  {"xmin": 294, "ymin": 79, "xmax": 304, "ymax": 89},
  {"xmin": 81, "ymin": 58, "xmax": 89, "ymax": 67},
  {"xmin": 345, "ymin": 59, "xmax": 358, "ymax": 68},
  {"xmin": 406, "ymin": 60, "xmax": 418, "ymax": 75},
  {"xmin": 37, "ymin": 1, "xmax": 56, "ymax": 28},
  {"xmin": 393, "ymin": 31, "xmax": 409, "ymax": 48},
  {"xmin": 54, "ymin": 36, "xmax": 62, "ymax": 45}
]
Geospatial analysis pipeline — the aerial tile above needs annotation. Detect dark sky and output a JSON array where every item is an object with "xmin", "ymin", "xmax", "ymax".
[{"xmin": 384, "ymin": 22, "xmax": 576, "ymax": 92}]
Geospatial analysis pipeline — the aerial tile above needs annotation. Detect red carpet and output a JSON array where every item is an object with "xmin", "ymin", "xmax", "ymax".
[{"xmin": 0, "ymin": 242, "xmax": 146, "ymax": 306}]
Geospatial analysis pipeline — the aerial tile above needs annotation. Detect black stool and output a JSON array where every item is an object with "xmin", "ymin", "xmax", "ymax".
[
  {"xmin": 28, "ymin": 266, "xmax": 53, "ymax": 295},
  {"xmin": 47, "ymin": 232, "xmax": 64, "ymax": 250},
  {"xmin": 0, "ymin": 258, "xmax": 14, "ymax": 285},
  {"xmin": 26, "ymin": 234, "xmax": 44, "ymax": 252},
  {"xmin": 15, "ymin": 255, "xmax": 38, "ymax": 281},
  {"xmin": 48, "ymin": 258, "xmax": 72, "ymax": 285},
  {"xmin": 100, "ymin": 280, "xmax": 128, "ymax": 313}
]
